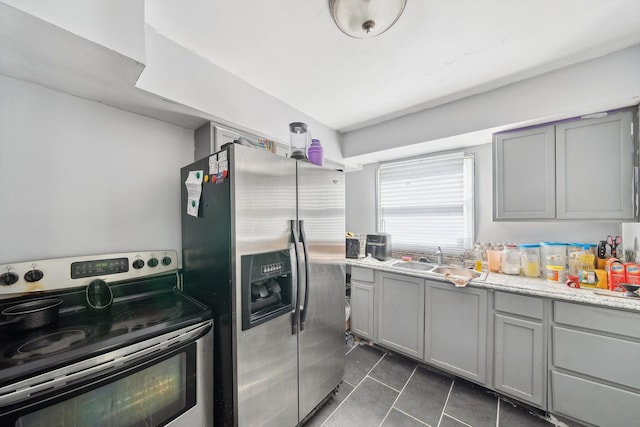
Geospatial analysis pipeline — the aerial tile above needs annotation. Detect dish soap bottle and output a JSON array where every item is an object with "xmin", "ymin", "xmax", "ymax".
[{"xmin": 308, "ymin": 139, "xmax": 324, "ymax": 166}]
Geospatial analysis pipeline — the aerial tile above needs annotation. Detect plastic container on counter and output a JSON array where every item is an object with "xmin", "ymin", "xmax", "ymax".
[
  {"xmin": 546, "ymin": 265, "xmax": 566, "ymax": 282},
  {"xmin": 501, "ymin": 245, "xmax": 521, "ymax": 275},
  {"xmin": 541, "ymin": 242, "xmax": 568, "ymax": 269},
  {"xmin": 567, "ymin": 243, "xmax": 597, "ymax": 275},
  {"xmin": 518, "ymin": 244, "xmax": 541, "ymax": 277}
]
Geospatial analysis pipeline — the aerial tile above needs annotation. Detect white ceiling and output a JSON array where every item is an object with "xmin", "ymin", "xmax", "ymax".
[{"xmin": 145, "ymin": 0, "xmax": 640, "ymax": 133}]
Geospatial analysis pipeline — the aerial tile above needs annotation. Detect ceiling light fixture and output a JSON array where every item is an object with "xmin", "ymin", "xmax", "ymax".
[{"xmin": 330, "ymin": 0, "xmax": 407, "ymax": 39}]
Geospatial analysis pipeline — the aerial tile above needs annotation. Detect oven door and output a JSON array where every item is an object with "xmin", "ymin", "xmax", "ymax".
[{"xmin": 0, "ymin": 321, "xmax": 213, "ymax": 427}]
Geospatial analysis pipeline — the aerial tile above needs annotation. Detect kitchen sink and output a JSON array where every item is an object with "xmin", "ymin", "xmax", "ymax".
[
  {"xmin": 430, "ymin": 266, "xmax": 481, "ymax": 279},
  {"xmin": 391, "ymin": 261, "xmax": 436, "ymax": 271}
]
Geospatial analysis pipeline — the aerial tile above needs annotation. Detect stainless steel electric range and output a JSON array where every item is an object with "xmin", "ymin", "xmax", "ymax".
[{"xmin": 0, "ymin": 250, "xmax": 213, "ymax": 427}]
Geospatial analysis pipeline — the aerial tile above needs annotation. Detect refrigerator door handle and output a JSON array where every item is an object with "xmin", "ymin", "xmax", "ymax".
[
  {"xmin": 290, "ymin": 220, "xmax": 301, "ymax": 335},
  {"xmin": 299, "ymin": 220, "xmax": 310, "ymax": 331}
]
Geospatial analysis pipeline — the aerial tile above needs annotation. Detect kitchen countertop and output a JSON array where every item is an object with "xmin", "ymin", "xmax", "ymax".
[{"xmin": 347, "ymin": 257, "xmax": 640, "ymax": 313}]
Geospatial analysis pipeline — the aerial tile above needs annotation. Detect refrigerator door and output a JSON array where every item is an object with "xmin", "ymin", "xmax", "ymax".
[
  {"xmin": 232, "ymin": 146, "xmax": 299, "ymax": 427},
  {"xmin": 296, "ymin": 161, "xmax": 346, "ymax": 421}
]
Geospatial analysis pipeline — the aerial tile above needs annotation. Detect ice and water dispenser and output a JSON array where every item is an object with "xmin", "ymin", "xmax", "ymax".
[{"xmin": 241, "ymin": 249, "xmax": 293, "ymax": 331}]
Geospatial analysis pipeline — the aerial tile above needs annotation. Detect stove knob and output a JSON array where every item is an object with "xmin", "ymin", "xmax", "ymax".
[
  {"xmin": 132, "ymin": 259, "xmax": 145, "ymax": 269},
  {"xmin": 148, "ymin": 257, "xmax": 159, "ymax": 268},
  {"xmin": 24, "ymin": 269, "xmax": 44, "ymax": 282},
  {"xmin": 161, "ymin": 256, "xmax": 172, "ymax": 266},
  {"xmin": 0, "ymin": 272, "xmax": 19, "ymax": 286}
]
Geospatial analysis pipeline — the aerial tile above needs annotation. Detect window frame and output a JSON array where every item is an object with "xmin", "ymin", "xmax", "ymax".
[{"xmin": 375, "ymin": 150, "xmax": 475, "ymax": 256}]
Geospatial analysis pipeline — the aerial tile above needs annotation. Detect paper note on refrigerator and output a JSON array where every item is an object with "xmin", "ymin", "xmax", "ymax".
[{"xmin": 185, "ymin": 170, "xmax": 204, "ymax": 217}]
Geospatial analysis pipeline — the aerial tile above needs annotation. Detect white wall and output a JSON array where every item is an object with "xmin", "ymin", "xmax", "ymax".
[
  {"xmin": 342, "ymin": 45, "xmax": 640, "ymax": 160},
  {"xmin": 345, "ymin": 145, "xmax": 622, "ymax": 249},
  {"xmin": 0, "ymin": 76, "xmax": 193, "ymax": 264},
  {"xmin": 137, "ymin": 27, "xmax": 345, "ymax": 165},
  {"xmin": 345, "ymin": 164, "xmax": 377, "ymax": 235},
  {"xmin": 1, "ymin": 0, "xmax": 146, "ymax": 64}
]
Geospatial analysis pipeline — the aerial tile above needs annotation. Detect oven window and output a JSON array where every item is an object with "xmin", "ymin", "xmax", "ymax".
[{"xmin": 16, "ymin": 353, "xmax": 188, "ymax": 427}]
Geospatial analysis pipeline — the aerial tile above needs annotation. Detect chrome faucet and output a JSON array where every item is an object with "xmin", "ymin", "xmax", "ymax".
[{"xmin": 435, "ymin": 246, "xmax": 443, "ymax": 265}]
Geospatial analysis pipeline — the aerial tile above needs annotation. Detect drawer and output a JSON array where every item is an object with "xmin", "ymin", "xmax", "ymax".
[
  {"xmin": 351, "ymin": 266, "xmax": 375, "ymax": 283},
  {"xmin": 551, "ymin": 371, "xmax": 640, "ymax": 427},
  {"xmin": 554, "ymin": 301, "xmax": 640, "ymax": 339},
  {"xmin": 495, "ymin": 292, "xmax": 544, "ymax": 319},
  {"xmin": 553, "ymin": 326, "xmax": 640, "ymax": 389}
]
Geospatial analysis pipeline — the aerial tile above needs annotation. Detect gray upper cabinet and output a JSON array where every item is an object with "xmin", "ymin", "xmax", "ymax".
[
  {"xmin": 425, "ymin": 281, "xmax": 487, "ymax": 384},
  {"xmin": 494, "ymin": 126, "xmax": 556, "ymax": 220},
  {"xmin": 494, "ymin": 109, "xmax": 637, "ymax": 221},
  {"xmin": 556, "ymin": 111, "xmax": 635, "ymax": 219},
  {"xmin": 377, "ymin": 272, "xmax": 425, "ymax": 359}
]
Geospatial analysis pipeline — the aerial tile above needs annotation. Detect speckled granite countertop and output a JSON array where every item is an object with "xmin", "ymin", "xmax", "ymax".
[{"xmin": 347, "ymin": 258, "xmax": 640, "ymax": 313}]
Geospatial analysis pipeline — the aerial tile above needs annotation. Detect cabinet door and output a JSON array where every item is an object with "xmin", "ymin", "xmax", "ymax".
[
  {"xmin": 556, "ymin": 111, "xmax": 635, "ymax": 219},
  {"xmin": 425, "ymin": 282, "xmax": 487, "ymax": 384},
  {"xmin": 377, "ymin": 273, "xmax": 425, "ymax": 359},
  {"xmin": 494, "ymin": 314, "xmax": 544, "ymax": 407},
  {"xmin": 351, "ymin": 281, "xmax": 375, "ymax": 340},
  {"xmin": 494, "ymin": 126, "xmax": 556, "ymax": 220}
]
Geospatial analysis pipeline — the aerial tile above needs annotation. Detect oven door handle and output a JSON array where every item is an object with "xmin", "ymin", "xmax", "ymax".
[
  {"xmin": 290, "ymin": 220, "xmax": 301, "ymax": 335},
  {"xmin": 0, "ymin": 321, "xmax": 212, "ymax": 407}
]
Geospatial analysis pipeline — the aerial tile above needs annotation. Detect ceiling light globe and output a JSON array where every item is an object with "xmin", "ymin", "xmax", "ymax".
[{"xmin": 330, "ymin": 0, "xmax": 407, "ymax": 39}]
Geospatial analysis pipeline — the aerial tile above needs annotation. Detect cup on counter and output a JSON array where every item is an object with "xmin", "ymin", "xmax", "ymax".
[{"xmin": 487, "ymin": 250, "xmax": 502, "ymax": 272}]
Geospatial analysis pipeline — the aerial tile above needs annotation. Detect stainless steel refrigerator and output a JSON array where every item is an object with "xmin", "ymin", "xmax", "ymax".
[{"xmin": 181, "ymin": 144, "xmax": 345, "ymax": 427}]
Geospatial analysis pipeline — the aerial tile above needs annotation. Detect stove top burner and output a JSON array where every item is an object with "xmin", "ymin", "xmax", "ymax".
[
  {"xmin": 14, "ymin": 328, "xmax": 91, "ymax": 360},
  {"xmin": 111, "ymin": 302, "xmax": 183, "ymax": 332},
  {"xmin": 0, "ymin": 277, "xmax": 211, "ymax": 384}
]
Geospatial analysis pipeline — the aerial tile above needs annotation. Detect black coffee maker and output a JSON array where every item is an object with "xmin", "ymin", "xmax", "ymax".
[{"xmin": 365, "ymin": 234, "xmax": 392, "ymax": 261}]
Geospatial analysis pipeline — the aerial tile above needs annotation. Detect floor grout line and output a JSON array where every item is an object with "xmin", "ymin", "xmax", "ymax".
[
  {"xmin": 321, "ymin": 348, "xmax": 387, "ymax": 425},
  {"xmin": 345, "ymin": 343, "xmax": 359, "ymax": 355},
  {"xmin": 379, "ymin": 365, "xmax": 419, "ymax": 427},
  {"xmin": 442, "ymin": 413, "xmax": 473, "ymax": 427},
  {"xmin": 392, "ymin": 407, "xmax": 432, "ymax": 427},
  {"xmin": 436, "ymin": 377, "xmax": 455, "ymax": 427},
  {"xmin": 343, "ymin": 379, "xmax": 355, "ymax": 388},
  {"xmin": 366, "ymin": 374, "xmax": 403, "ymax": 394}
]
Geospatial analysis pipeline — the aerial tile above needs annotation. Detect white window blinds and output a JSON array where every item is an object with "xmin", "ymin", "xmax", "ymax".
[{"xmin": 377, "ymin": 151, "xmax": 474, "ymax": 255}]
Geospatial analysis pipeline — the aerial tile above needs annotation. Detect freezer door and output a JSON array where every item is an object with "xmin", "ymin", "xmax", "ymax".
[
  {"xmin": 297, "ymin": 161, "xmax": 346, "ymax": 421},
  {"xmin": 232, "ymin": 145, "xmax": 299, "ymax": 427}
]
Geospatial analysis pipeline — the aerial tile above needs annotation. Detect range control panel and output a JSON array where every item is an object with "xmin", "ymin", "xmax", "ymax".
[{"xmin": 0, "ymin": 250, "xmax": 177, "ymax": 297}]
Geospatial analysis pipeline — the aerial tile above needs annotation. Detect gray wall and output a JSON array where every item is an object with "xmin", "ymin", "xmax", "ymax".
[
  {"xmin": 0, "ymin": 76, "xmax": 194, "ymax": 264},
  {"xmin": 345, "ymin": 144, "xmax": 621, "ymax": 246}
]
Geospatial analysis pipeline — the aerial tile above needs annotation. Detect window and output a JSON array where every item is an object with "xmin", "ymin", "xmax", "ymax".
[{"xmin": 377, "ymin": 151, "xmax": 474, "ymax": 255}]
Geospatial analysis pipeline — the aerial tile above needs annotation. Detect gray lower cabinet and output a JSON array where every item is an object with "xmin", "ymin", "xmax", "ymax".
[
  {"xmin": 425, "ymin": 281, "xmax": 487, "ymax": 384},
  {"xmin": 350, "ymin": 267, "xmax": 376, "ymax": 340},
  {"xmin": 550, "ymin": 301, "xmax": 640, "ymax": 426},
  {"xmin": 493, "ymin": 292, "xmax": 545, "ymax": 408},
  {"xmin": 377, "ymin": 272, "xmax": 425, "ymax": 359}
]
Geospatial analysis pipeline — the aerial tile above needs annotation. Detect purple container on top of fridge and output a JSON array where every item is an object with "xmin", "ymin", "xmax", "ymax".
[{"xmin": 308, "ymin": 139, "xmax": 324, "ymax": 166}]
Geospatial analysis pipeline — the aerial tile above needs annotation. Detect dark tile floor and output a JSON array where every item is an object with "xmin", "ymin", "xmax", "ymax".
[{"xmin": 303, "ymin": 343, "xmax": 567, "ymax": 427}]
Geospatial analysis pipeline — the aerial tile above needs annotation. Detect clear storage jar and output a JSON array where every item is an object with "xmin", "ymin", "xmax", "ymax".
[
  {"xmin": 501, "ymin": 245, "xmax": 521, "ymax": 275},
  {"xmin": 541, "ymin": 242, "xmax": 568, "ymax": 268},
  {"xmin": 518, "ymin": 244, "xmax": 541, "ymax": 277},
  {"xmin": 567, "ymin": 243, "xmax": 596, "ymax": 275}
]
